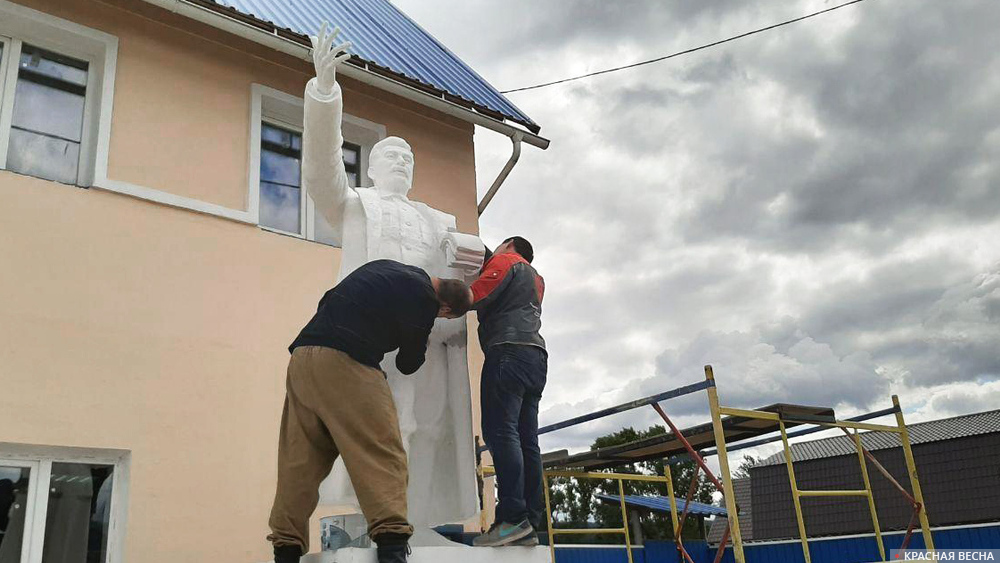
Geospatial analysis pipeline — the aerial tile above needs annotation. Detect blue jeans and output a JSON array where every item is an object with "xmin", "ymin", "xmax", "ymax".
[{"xmin": 481, "ymin": 344, "xmax": 548, "ymax": 528}]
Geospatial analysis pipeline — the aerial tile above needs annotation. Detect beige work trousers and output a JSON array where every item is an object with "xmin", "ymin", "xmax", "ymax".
[{"xmin": 267, "ymin": 346, "xmax": 413, "ymax": 552}]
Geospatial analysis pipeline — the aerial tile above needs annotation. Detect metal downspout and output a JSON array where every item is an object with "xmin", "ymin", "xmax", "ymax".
[{"xmin": 477, "ymin": 132, "xmax": 522, "ymax": 216}]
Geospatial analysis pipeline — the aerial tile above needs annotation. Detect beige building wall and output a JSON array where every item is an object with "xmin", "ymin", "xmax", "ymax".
[{"xmin": 0, "ymin": 0, "xmax": 488, "ymax": 561}]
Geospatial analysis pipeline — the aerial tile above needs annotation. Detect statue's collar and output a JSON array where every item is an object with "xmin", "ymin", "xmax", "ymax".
[{"xmin": 379, "ymin": 192, "xmax": 411, "ymax": 203}]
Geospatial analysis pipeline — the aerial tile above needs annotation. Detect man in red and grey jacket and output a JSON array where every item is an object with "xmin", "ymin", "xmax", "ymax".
[{"xmin": 470, "ymin": 236, "xmax": 548, "ymax": 547}]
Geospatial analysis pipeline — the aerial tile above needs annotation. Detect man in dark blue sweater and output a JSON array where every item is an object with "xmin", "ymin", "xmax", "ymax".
[{"xmin": 268, "ymin": 260, "xmax": 472, "ymax": 563}]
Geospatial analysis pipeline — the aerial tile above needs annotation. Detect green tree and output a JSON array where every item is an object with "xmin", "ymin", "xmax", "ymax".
[
  {"xmin": 546, "ymin": 425, "xmax": 717, "ymax": 544},
  {"xmin": 731, "ymin": 454, "xmax": 761, "ymax": 480}
]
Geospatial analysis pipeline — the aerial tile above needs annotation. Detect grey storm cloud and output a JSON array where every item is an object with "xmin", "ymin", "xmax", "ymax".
[
  {"xmin": 501, "ymin": 0, "xmax": 757, "ymax": 54},
  {"xmin": 877, "ymin": 265, "xmax": 1000, "ymax": 386},
  {"xmin": 392, "ymin": 0, "xmax": 1000, "ymax": 452},
  {"xmin": 785, "ymin": 257, "xmax": 1000, "ymax": 387},
  {"xmin": 799, "ymin": 253, "xmax": 970, "ymax": 340},
  {"xmin": 652, "ymin": 327, "xmax": 886, "ymax": 414},
  {"xmin": 677, "ymin": 0, "xmax": 1000, "ymax": 253}
]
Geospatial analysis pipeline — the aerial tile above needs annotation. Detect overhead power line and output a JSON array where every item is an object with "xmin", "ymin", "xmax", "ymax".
[{"xmin": 500, "ymin": 0, "xmax": 873, "ymax": 94}]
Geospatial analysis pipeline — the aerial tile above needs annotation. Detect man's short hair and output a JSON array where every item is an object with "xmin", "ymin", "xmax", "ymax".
[
  {"xmin": 436, "ymin": 279, "xmax": 472, "ymax": 316},
  {"xmin": 504, "ymin": 236, "xmax": 534, "ymax": 263}
]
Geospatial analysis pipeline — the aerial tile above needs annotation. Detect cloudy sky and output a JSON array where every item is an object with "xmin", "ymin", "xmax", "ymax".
[{"xmin": 394, "ymin": 0, "xmax": 1000, "ymax": 457}]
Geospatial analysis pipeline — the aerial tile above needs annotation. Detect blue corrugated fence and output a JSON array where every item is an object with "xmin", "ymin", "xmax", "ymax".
[
  {"xmin": 555, "ymin": 546, "xmax": 645, "ymax": 563},
  {"xmin": 555, "ymin": 524, "xmax": 1000, "ymax": 563}
]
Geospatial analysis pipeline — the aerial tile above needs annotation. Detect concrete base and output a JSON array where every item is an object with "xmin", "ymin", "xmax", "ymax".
[{"xmin": 272, "ymin": 546, "xmax": 550, "ymax": 563}]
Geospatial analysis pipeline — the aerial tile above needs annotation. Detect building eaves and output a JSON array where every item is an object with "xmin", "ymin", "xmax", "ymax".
[{"xmin": 188, "ymin": 0, "xmax": 539, "ymax": 133}]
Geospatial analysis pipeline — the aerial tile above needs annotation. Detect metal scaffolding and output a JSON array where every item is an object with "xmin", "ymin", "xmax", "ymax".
[{"xmin": 478, "ymin": 364, "xmax": 935, "ymax": 563}]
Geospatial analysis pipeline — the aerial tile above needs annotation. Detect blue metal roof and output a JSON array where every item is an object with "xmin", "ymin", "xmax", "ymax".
[
  {"xmin": 596, "ymin": 494, "xmax": 728, "ymax": 517},
  {"xmin": 204, "ymin": 0, "xmax": 538, "ymax": 131}
]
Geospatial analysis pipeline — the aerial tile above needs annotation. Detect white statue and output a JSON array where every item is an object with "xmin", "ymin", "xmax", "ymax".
[{"xmin": 303, "ymin": 24, "xmax": 483, "ymax": 543}]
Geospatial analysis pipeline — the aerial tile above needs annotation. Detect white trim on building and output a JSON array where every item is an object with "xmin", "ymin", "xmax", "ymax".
[
  {"xmin": 0, "ymin": 443, "xmax": 131, "ymax": 563},
  {"xmin": 0, "ymin": 0, "xmax": 117, "ymax": 187},
  {"xmin": 0, "ymin": 0, "xmax": 390, "ymax": 234}
]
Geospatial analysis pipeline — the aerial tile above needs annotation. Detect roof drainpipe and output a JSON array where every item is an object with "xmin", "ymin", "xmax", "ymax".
[{"xmin": 477, "ymin": 131, "xmax": 523, "ymax": 216}]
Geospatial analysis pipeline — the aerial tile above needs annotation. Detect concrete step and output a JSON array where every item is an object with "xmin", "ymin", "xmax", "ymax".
[{"xmin": 266, "ymin": 546, "xmax": 550, "ymax": 563}]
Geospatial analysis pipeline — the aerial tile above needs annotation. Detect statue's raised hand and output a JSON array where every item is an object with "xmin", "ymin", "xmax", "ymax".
[{"xmin": 310, "ymin": 22, "xmax": 352, "ymax": 96}]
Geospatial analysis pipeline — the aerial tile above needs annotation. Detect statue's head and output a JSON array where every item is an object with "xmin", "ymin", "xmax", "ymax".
[{"xmin": 368, "ymin": 136, "xmax": 413, "ymax": 197}]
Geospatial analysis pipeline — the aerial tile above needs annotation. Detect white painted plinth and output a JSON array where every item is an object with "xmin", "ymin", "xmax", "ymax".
[{"xmin": 275, "ymin": 546, "xmax": 550, "ymax": 563}]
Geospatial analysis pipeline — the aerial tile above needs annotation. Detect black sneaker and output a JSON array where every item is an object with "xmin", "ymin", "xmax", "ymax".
[
  {"xmin": 375, "ymin": 533, "xmax": 411, "ymax": 563},
  {"xmin": 376, "ymin": 542, "xmax": 410, "ymax": 563},
  {"xmin": 273, "ymin": 545, "xmax": 301, "ymax": 563}
]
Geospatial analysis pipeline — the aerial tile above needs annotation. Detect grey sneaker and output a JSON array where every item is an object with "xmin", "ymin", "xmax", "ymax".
[
  {"xmin": 473, "ymin": 519, "xmax": 533, "ymax": 547},
  {"xmin": 510, "ymin": 533, "xmax": 540, "ymax": 546}
]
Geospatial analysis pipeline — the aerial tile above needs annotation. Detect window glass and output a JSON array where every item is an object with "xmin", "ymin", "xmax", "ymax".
[
  {"xmin": 260, "ymin": 182, "xmax": 301, "ymax": 234},
  {"xmin": 342, "ymin": 143, "xmax": 361, "ymax": 185},
  {"xmin": 12, "ymin": 79, "xmax": 86, "ymax": 141},
  {"xmin": 259, "ymin": 123, "xmax": 302, "ymax": 234},
  {"xmin": 7, "ymin": 128, "xmax": 82, "ymax": 185},
  {"xmin": 7, "ymin": 44, "xmax": 89, "ymax": 185},
  {"xmin": 261, "ymin": 125, "xmax": 300, "ymax": 151},
  {"xmin": 343, "ymin": 147, "xmax": 357, "ymax": 167},
  {"xmin": 42, "ymin": 462, "xmax": 113, "ymax": 563},
  {"xmin": 261, "ymin": 148, "xmax": 300, "ymax": 187},
  {"xmin": 313, "ymin": 143, "xmax": 361, "ymax": 247},
  {"xmin": 0, "ymin": 466, "xmax": 30, "ymax": 560},
  {"xmin": 19, "ymin": 47, "xmax": 87, "ymax": 86}
]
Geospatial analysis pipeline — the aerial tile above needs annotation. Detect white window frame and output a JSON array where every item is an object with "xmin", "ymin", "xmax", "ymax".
[
  {"xmin": 249, "ymin": 83, "xmax": 386, "ymax": 245},
  {"xmin": 0, "ymin": 443, "xmax": 130, "ymax": 563},
  {"xmin": 0, "ymin": 457, "xmax": 40, "ymax": 563},
  {"xmin": 0, "ymin": 0, "xmax": 117, "ymax": 188},
  {"xmin": 0, "ymin": 35, "xmax": 11, "ymax": 123}
]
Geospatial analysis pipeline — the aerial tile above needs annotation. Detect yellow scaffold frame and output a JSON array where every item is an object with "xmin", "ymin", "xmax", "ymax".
[
  {"xmin": 707, "ymin": 365, "xmax": 935, "ymax": 563},
  {"xmin": 480, "ymin": 463, "xmax": 681, "ymax": 563},
  {"xmin": 477, "ymin": 365, "xmax": 935, "ymax": 563},
  {"xmin": 541, "ymin": 468, "xmax": 676, "ymax": 563}
]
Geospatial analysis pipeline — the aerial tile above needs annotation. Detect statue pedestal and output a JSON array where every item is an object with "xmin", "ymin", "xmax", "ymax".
[{"xmin": 283, "ymin": 546, "xmax": 550, "ymax": 563}]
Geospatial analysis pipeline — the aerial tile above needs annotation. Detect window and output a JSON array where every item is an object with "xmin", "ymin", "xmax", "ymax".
[
  {"xmin": 251, "ymin": 84, "xmax": 385, "ymax": 246},
  {"xmin": 0, "ymin": 4, "xmax": 116, "ymax": 189},
  {"xmin": 259, "ymin": 123, "xmax": 304, "ymax": 234},
  {"xmin": 343, "ymin": 141, "xmax": 361, "ymax": 188},
  {"xmin": 256, "ymin": 119, "xmax": 362, "ymax": 245},
  {"xmin": 6, "ymin": 44, "xmax": 89, "ymax": 184},
  {"xmin": 0, "ymin": 463, "xmax": 31, "ymax": 558},
  {"xmin": 0, "ymin": 447, "xmax": 126, "ymax": 563}
]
